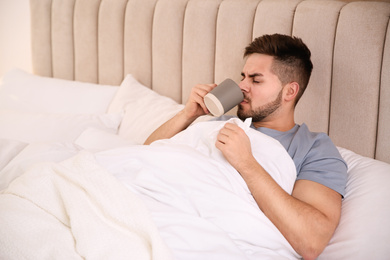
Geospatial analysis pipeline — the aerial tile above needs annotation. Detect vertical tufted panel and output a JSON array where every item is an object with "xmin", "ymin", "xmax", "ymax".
[
  {"xmin": 29, "ymin": 0, "xmax": 390, "ymax": 162},
  {"xmin": 51, "ymin": 0, "xmax": 76, "ymax": 80},
  {"xmin": 152, "ymin": 0, "xmax": 189, "ymax": 103},
  {"xmin": 213, "ymin": 0, "xmax": 260, "ymax": 115},
  {"xmin": 30, "ymin": 0, "xmax": 53, "ymax": 77},
  {"xmin": 215, "ymin": 0, "xmax": 260, "ymax": 84},
  {"xmin": 377, "ymin": 24, "xmax": 390, "ymax": 164},
  {"xmin": 73, "ymin": 0, "xmax": 101, "ymax": 83},
  {"xmin": 330, "ymin": 2, "xmax": 390, "ymax": 158},
  {"xmin": 182, "ymin": 0, "xmax": 222, "ymax": 102},
  {"xmin": 293, "ymin": 1, "xmax": 346, "ymax": 134},
  {"xmin": 98, "ymin": 0, "xmax": 128, "ymax": 85},
  {"xmin": 124, "ymin": 0, "xmax": 159, "ymax": 89},
  {"xmin": 252, "ymin": 0, "xmax": 302, "ymax": 37}
]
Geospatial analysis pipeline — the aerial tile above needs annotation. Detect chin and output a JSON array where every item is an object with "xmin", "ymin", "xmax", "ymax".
[{"xmin": 236, "ymin": 108, "xmax": 249, "ymax": 121}]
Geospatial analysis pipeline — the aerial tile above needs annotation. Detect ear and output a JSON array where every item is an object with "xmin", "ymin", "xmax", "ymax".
[{"xmin": 284, "ymin": 82, "xmax": 299, "ymax": 102}]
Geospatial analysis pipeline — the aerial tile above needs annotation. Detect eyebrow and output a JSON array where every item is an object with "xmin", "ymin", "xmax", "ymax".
[{"xmin": 241, "ymin": 72, "xmax": 264, "ymax": 78}]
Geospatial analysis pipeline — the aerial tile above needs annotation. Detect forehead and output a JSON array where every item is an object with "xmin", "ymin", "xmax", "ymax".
[{"xmin": 242, "ymin": 53, "xmax": 274, "ymax": 75}]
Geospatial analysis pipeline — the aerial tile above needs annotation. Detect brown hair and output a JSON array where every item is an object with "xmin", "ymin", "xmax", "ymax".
[{"xmin": 244, "ymin": 34, "xmax": 313, "ymax": 106}]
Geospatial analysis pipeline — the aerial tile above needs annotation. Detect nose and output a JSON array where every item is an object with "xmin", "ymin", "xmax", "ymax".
[{"xmin": 239, "ymin": 79, "xmax": 250, "ymax": 93}]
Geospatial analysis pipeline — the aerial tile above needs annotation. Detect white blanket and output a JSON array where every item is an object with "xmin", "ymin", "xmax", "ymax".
[
  {"xmin": 0, "ymin": 151, "xmax": 172, "ymax": 260},
  {"xmin": 0, "ymin": 118, "xmax": 299, "ymax": 259},
  {"xmin": 96, "ymin": 118, "xmax": 299, "ymax": 259},
  {"xmin": 0, "ymin": 141, "xmax": 80, "ymax": 191}
]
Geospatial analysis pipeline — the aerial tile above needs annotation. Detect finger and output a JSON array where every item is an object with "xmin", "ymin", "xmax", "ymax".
[
  {"xmin": 193, "ymin": 84, "xmax": 216, "ymax": 97},
  {"xmin": 187, "ymin": 86, "xmax": 209, "ymax": 113},
  {"xmin": 219, "ymin": 124, "xmax": 241, "ymax": 137},
  {"xmin": 215, "ymin": 138, "xmax": 224, "ymax": 151},
  {"xmin": 218, "ymin": 127, "xmax": 232, "ymax": 138},
  {"xmin": 190, "ymin": 92, "xmax": 209, "ymax": 114},
  {"xmin": 216, "ymin": 133, "xmax": 229, "ymax": 145},
  {"xmin": 224, "ymin": 124, "xmax": 247, "ymax": 138},
  {"xmin": 193, "ymin": 84, "xmax": 217, "ymax": 113},
  {"xmin": 223, "ymin": 122, "xmax": 241, "ymax": 131}
]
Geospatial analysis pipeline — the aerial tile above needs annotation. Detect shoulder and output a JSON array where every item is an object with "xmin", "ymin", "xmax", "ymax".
[
  {"xmin": 294, "ymin": 124, "xmax": 348, "ymax": 197},
  {"xmin": 296, "ymin": 124, "xmax": 343, "ymax": 161}
]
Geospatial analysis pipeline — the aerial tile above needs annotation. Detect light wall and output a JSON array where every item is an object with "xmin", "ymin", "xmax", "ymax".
[{"xmin": 0, "ymin": 0, "xmax": 32, "ymax": 78}]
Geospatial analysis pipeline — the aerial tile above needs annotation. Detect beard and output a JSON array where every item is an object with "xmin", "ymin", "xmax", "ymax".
[{"xmin": 237, "ymin": 89, "xmax": 283, "ymax": 123}]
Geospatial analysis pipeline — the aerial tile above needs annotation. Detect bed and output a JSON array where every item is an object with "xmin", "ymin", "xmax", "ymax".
[{"xmin": 0, "ymin": 0, "xmax": 389, "ymax": 259}]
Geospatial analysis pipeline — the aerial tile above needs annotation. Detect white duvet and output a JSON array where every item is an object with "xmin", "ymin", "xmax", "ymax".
[
  {"xmin": 97, "ymin": 118, "xmax": 298, "ymax": 259},
  {"xmin": 0, "ymin": 118, "xmax": 299, "ymax": 259}
]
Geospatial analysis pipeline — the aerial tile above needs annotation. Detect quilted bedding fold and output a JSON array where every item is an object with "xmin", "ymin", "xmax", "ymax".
[{"xmin": 0, "ymin": 151, "xmax": 172, "ymax": 260}]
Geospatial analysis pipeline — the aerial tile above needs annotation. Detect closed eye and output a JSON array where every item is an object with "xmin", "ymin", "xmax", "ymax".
[
  {"xmin": 240, "ymin": 72, "xmax": 245, "ymax": 81},
  {"xmin": 241, "ymin": 72, "xmax": 263, "ymax": 83}
]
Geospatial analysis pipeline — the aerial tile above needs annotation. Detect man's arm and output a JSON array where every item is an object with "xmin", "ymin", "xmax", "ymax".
[
  {"xmin": 144, "ymin": 109, "xmax": 195, "ymax": 145},
  {"xmin": 144, "ymin": 83, "xmax": 216, "ymax": 145},
  {"xmin": 216, "ymin": 123, "xmax": 342, "ymax": 260}
]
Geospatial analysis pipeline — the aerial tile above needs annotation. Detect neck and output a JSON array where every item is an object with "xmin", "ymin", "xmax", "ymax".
[{"xmin": 252, "ymin": 110, "xmax": 296, "ymax": 132}]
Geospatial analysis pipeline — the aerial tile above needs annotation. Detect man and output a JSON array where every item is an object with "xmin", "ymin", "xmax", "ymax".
[{"xmin": 145, "ymin": 34, "xmax": 347, "ymax": 260}]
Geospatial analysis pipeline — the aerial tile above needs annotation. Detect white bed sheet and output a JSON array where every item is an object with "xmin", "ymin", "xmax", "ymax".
[
  {"xmin": 0, "ymin": 151, "xmax": 172, "ymax": 260},
  {"xmin": 96, "ymin": 118, "xmax": 299, "ymax": 260},
  {"xmin": 0, "ymin": 118, "xmax": 299, "ymax": 260},
  {"xmin": 1, "ymin": 117, "xmax": 390, "ymax": 259},
  {"xmin": 0, "ymin": 141, "xmax": 80, "ymax": 191},
  {"xmin": 0, "ymin": 139, "xmax": 28, "ymax": 171},
  {"xmin": 0, "ymin": 69, "xmax": 389, "ymax": 258}
]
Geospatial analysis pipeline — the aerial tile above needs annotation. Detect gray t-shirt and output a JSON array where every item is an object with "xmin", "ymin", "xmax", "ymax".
[
  {"xmin": 216, "ymin": 116, "xmax": 348, "ymax": 197},
  {"xmin": 256, "ymin": 123, "xmax": 347, "ymax": 197}
]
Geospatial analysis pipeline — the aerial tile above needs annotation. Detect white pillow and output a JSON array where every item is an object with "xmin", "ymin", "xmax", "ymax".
[
  {"xmin": 108, "ymin": 74, "xmax": 184, "ymax": 144},
  {"xmin": 0, "ymin": 110, "xmax": 122, "ymax": 143},
  {"xmin": 319, "ymin": 147, "xmax": 390, "ymax": 259},
  {"xmin": 0, "ymin": 69, "xmax": 119, "ymax": 114}
]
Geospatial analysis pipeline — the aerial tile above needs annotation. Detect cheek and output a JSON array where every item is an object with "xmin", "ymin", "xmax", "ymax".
[{"xmin": 249, "ymin": 88, "xmax": 271, "ymax": 106}]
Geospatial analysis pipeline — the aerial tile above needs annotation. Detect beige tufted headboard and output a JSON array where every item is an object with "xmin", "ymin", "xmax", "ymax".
[{"xmin": 29, "ymin": 0, "xmax": 390, "ymax": 163}]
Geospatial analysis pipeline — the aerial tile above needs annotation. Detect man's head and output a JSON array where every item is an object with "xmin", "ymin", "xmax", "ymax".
[
  {"xmin": 237, "ymin": 34, "xmax": 313, "ymax": 125},
  {"xmin": 243, "ymin": 34, "xmax": 313, "ymax": 106}
]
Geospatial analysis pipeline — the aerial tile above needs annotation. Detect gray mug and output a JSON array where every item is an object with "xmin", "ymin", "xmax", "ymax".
[{"xmin": 204, "ymin": 78, "xmax": 243, "ymax": 117}]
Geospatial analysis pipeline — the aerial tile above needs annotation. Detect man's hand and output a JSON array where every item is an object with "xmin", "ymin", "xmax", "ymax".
[
  {"xmin": 215, "ymin": 123, "xmax": 256, "ymax": 173},
  {"xmin": 144, "ymin": 83, "xmax": 216, "ymax": 145},
  {"xmin": 183, "ymin": 84, "xmax": 217, "ymax": 121},
  {"xmin": 215, "ymin": 123, "xmax": 342, "ymax": 260}
]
